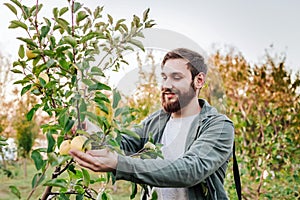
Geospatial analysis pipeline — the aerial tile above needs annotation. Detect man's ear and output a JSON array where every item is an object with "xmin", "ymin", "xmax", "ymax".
[{"xmin": 193, "ymin": 72, "xmax": 206, "ymax": 89}]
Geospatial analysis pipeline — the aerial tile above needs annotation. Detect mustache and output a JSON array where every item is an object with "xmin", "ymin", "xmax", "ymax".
[{"xmin": 161, "ymin": 88, "xmax": 179, "ymax": 94}]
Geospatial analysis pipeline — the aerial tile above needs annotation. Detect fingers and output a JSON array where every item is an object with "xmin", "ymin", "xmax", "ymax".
[
  {"xmin": 86, "ymin": 149, "xmax": 110, "ymax": 157},
  {"xmin": 68, "ymin": 150, "xmax": 94, "ymax": 170},
  {"xmin": 69, "ymin": 149, "xmax": 117, "ymax": 172}
]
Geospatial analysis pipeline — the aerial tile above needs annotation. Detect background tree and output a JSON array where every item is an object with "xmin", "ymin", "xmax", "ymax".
[
  {"xmin": 125, "ymin": 50, "xmax": 161, "ymax": 123},
  {"xmin": 13, "ymin": 93, "xmax": 39, "ymax": 178},
  {"xmin": 0, "ymin": 51, "xmax": 15, "ymax": 176},
  {"xmin": 211, "ymin": 46, "xmax": 300, "ymax": 200}
]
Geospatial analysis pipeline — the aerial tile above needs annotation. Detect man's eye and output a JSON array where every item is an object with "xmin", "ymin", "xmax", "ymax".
[
  {"xmin": 161, "ymin": 76, "xmax": 167, "ymax": 80},
  {"xmin": 173, "ymin": 76, "xmax": 181, "ymax": 80}
]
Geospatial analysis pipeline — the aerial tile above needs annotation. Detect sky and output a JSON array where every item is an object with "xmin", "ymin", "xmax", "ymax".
[{"xmin": 1, "ymin": 0, "xmax": 299, "ymax": 75}]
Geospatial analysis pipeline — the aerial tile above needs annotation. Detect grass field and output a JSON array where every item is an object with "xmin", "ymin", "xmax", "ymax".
[{"xmin": 0, "ymin": 159, "xmax": 139, "ymax": 200}]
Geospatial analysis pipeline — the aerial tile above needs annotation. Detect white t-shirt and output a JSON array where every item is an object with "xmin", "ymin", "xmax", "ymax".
[{"xmin": 155, "ymin": 114, "xmax": 198, "ymax": 200}]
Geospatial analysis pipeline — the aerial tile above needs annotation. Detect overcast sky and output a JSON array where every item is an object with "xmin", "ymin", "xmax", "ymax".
[{"xmin": 1, "ymin": 0, "xmax": 299, "ymax": 73}]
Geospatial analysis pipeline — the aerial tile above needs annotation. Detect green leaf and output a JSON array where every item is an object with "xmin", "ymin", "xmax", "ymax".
[
  {"xmin": 10, "ymin": 69, "xmax": 23, "ymax": 74},
  {"xmin": 135, "ymin": 31, "xmax": 145, "ymax": 38},
  {"xmin": 112, "ymin": 89, "xmax": 121, "ymax": 109},
  {"xmin": 85, "ymin": 111, "xmax": 99, "ymax": 123},
  {"xmin": 128, "ymin": 39, "xmax": 144, "ymax": 51},
  {"xmin": 49, "ymin": 35, "xmax": 56, "ymax": 49},
  {"xmin": 76, "ymin": 11, "xmax": 88, "ymax": 25},
  {"xmin": 10, "ymin": 0, "xmax": 21, "ymax": 8},
  {"xmin": 120, "ymin": 24, "xmax": 128, "ymax": 32},
  {"xmin": 81, "ymin": 32, "xmax": 94, "ymax": 43},
  {"xmin": 101, "ymin": 192, "xmax": 109, "ymax": 200},
  {"xmin": 59, "ymin": 7, "xmax": 69, "ymax": 16},
  {"xmin": 95, "ymin": 92, "xmax": 110, "ymax": 103},
  {"xmin": 76, "ymin": 194, "xmax": 84, "ymax": 200},
  {"xmin": 32, "ymin": 63, "xmax": 47, "ymax": 76},
  {"xmin": 93, "ymin": 6, "xmax": 103, "ymax": 18},
  {"xmin": 22, "ymin": 5, "xmax": 30, "ymax": 20},
  {"xmin": 17, "ymin": 37, "xmax": 38, "ymax": 48},
  {"xmin": 143, "ymin": 8, "xmax": 150, "ymax": 22},
  {"xmin": 46, "ymin": 132, "xmax": 55, "ymax": 153},
  {"xmin": 43, "ymin": 17, "xmax": 51, "ymax": 26},
  {"xmin": 9, "ymin": 185, "xmax": 21, "ymax": 199},
  {"xmin": 94, "ymin": 97, "xmax": 109, "ymax": 114},
  {"xmin": 32, "ymin": 173, "xmax": 45, "ymax": 188},
  {"xmin": 88, "ymin": 83, "xmax": 111, "ymax": 91},
  {"xmin": 107, "ymin": 14, "xmax": 113, "ymax": 24},
  {"xmin": 82, "ymin": 78, "xmax": 94, "ymax": 86},
  {"xmin": 63, "ymin": 36, "xmax": 77, "ymax": 47},
  {"xmin": 21, "ymin": 84, "xmax": 32, "ymax": 96},
  {"xmin": 43, "ymin": 178, "xmax": 68, "ymax": 188},
  {"xmin": 114, "ymin": 107, "xmax": 123, "ymax": 118},
  {"xmin": 4, "ymin": 3, "xmax": 17, "ymax": 15},
  {"xmin": 18, "ymin": 45, "xmax": 25, "ymax": 58},
  {"xmin": 82, "ymin": 168, "xmax": 90, "ymax": 187},
  {"xmin": 53, "ymin": 7, "xmax": 58, "ymax": 19},
  {"xmin": 56, "ymin": 17, "xmax": 70, "ymax": 30},
  {"xmin": 30, "ymin": 4, "xmax": 43, "ymax": 16},
  {"xmin": 115, "ymin": 19, "xmax": 126, "ymax": 31},
  {"xmin": 64, "ymin": 118, "xmax": 75, "ymax": 133},
  {"xmin": 31, "ymin": 150, "xmax": 45, "ymax": 170},
  {"xmin": 26, "ymin": 107, "xmax": 37, "ymax": 121},
  {"xmin": 145, "ymin": 20, "xmax": 156, "ymax": 28},
  {"xmin": 40, "ymin": 25, "xmax": 50, "ymax": 39},
  {"xmin": 73, "ymin": 2, "xmax": 82, "ymax": 13},
  {"xmin": 58, "ymin": 58, "xmax": 70, "ymax": 70},
  {"xmin": 130, "ymin": 182, "xmax": 137, "ymax": 199},
  {"xmin": 9, "ymin": 20, "xmax": 28, "ymax": 30},
  {"xmin": 90, "ymin": 66, "xmax": 105, "ymax": 76}
]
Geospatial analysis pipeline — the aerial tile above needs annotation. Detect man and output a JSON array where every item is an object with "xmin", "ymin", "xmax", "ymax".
[{"xmin": 70, "ymin": 48, "xmax": 234, "ymax": 199}]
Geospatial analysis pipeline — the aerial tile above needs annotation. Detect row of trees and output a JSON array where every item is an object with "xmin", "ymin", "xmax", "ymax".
[{"xmin": 211, "ymin": 48, "xmax": 299, "ymax": 199}]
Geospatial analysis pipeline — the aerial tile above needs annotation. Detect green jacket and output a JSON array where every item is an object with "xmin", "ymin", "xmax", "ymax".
[{"xmin": 116, "ymin": 99, "xmax": 234, "ymax": 200}]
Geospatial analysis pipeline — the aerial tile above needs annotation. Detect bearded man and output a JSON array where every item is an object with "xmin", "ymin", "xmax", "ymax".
[{"xmin": 70, "ymin": 48, "xmax": 235, "ymax": 200}]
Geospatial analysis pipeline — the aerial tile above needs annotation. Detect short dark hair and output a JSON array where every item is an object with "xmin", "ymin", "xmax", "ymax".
[{"xmin": 161, "ymin": 48, "xmax": 207, "ymax": 80}]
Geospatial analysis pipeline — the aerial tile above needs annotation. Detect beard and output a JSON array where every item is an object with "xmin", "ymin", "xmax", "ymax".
[{"xmin": 161, "ymin": 83, "xmax": 196, "ymax": 113}]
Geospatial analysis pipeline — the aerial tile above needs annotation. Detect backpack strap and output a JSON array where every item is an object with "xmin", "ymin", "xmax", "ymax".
[{"xmin": 233, "ymin": 142, "xmax": 242, "ymax": 200}]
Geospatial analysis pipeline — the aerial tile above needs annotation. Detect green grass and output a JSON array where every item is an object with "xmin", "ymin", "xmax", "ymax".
[{"xmin": 0, "ymin": 159, "xmax": 139, "ymax": 200}]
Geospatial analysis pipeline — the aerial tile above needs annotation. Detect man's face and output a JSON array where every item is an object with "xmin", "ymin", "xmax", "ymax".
[{"xmin": 161, "ymin": 58, "xmax": 196, "ymax": 113}]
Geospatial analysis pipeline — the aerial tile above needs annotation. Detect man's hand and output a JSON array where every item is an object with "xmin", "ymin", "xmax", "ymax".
[{"xmin": 69, "ymin": 148, "xmax": 118, "ymax": 172}]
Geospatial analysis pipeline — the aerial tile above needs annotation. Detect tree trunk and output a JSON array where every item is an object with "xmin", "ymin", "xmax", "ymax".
[{"xmin": 24, "ymin": 157, "xmax": 27, "ymax": 178}]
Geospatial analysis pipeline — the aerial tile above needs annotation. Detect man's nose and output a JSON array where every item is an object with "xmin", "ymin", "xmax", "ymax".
[{"xmin": 162, "ymin": 78, "xmax": 172, "ymax": 89}]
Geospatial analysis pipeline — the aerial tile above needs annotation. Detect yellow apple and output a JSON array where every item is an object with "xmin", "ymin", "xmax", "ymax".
[
  {"xmin": 59, "ymin": 140, "xmax": 71, "ymax": 155},
  {"xmin": 70, "ymin": 135, "xmax": 92, "ymax": 152},
  {"xmin": 144, "ymin": 141, "xmax": 156, "ymax": 150},
  {"xmin": 26, "ymin": 49, "xmax": 38, "ymax": 59},
  {"xmin": 38, "ymin": 72, "xmax": 49, "ymax": 84}
]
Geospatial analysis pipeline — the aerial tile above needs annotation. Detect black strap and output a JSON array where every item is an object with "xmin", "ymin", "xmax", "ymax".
[{"xmin": 233, "ymin": 142, "xmax": 242, "ymax": 200}]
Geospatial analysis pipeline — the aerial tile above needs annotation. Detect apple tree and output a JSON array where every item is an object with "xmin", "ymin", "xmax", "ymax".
[{"xmin": 5, "ymin": 0, "xmax": 161, "ymax": 199}]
